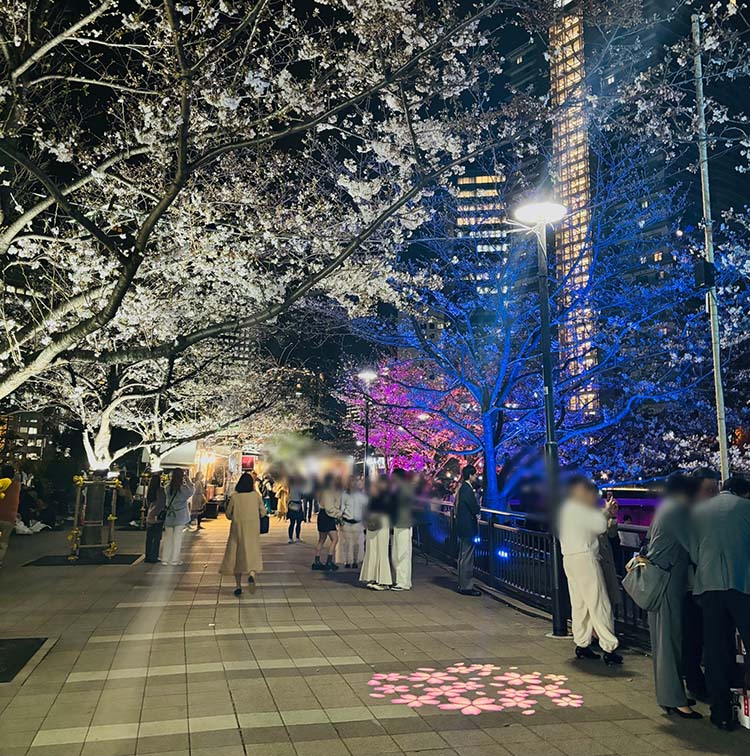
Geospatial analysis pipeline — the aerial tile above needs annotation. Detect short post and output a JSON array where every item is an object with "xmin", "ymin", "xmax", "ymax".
[
  {"xmin": 104, "ymin": 486, "xmax": 119, "ymax": 559},
  {"xmin": 67, "ymin": 476, "xmax": 85, "ymax": 561}
]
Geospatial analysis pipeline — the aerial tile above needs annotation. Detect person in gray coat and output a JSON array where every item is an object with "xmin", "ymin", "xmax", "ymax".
[
  {"xmin": 455, "ymin": 465, "xmax": 481, "ymax": 596},
  {"xmin": 162, "ymin": 468, "xmax": 194, "ymax": 566},
  {"xmin": 645, "ymin": 474, "xmax": 702, "ymax": 719},
  {"xmin": 690, "ymin": 477, "xmax": 750, "ymax": 730}
]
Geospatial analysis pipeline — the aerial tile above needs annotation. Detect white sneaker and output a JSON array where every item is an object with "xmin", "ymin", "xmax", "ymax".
[
  {"xmin": 169, "ymin": 561, "xmax": 183, "ymax": 566},
  {"xmin": 371, "ymin": 583, "xmax": 389, "ymax": 591},
  {"xmin": 15, "ymin": 523, "xmax": 33, "ymax": 535},
  {"xmin": 391, "ymin": 585, "xmax": 410, "ymax": 591}
]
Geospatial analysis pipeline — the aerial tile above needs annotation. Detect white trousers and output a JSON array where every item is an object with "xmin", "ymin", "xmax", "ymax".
[
  {"xmin": 563, "ymin": 551, "xmax": 619, "ymax": 652},
  {"xmin": 338, "ymin": 522, "xmax": 364, "ymax": 565},
  {"xmin": 392, "ymin": 526, "xmax": 413, "ymax": 589},
  {"xmin": 359, "ymin": 521, "xmax": 392, "ymax": 585},
  {"xmin": 161, "ymin": 526, "xmax": 185, "ymax": 565}
]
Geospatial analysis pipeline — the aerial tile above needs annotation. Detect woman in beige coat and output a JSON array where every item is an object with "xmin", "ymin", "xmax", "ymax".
[{"xmin": 220, "ymin": 473, "xmax": 267, "ymax": 595}]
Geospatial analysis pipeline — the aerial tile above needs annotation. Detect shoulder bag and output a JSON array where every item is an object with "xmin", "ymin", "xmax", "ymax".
[
  {"xmin": 365, "ymin": 512, "xmax": 383, "ymax": 532},
  {"xmin": 622, "ymin": 555, "xmax": 670, "ymax": 612},
  {"xmin": 158, "ymin": 490, "xmax": 177, "ymax": 523}
]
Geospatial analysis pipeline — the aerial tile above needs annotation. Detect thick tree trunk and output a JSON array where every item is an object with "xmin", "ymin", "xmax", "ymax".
[{"xmin": 481, "ymin": 413, "xmax": 500, "ymax": 508}]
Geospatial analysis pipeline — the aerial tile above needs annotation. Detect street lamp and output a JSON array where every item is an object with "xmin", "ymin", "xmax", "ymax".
[
  {"xmin": 513, "ymin": 200, "xmax": 568, "ymax": 638},
  {"xmin": 357, "ymin": 369, "xmax": 378, "ymax": 485}
]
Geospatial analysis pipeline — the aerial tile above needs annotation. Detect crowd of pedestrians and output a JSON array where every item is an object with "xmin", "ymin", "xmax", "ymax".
[{"xmin": 558, "ymin": 467, "xmax": 750, "ymax": 732}]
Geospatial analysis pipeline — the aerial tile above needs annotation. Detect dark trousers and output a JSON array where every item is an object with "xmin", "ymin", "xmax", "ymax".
[
  {"xmin": 457, "ymin": 536, "xmax": 475, "ymax": 591},
  {"xmin": 700, "ymin": 589, "xmax": 750, "ymax": 720},
  {"xmin": 145, "ymin": 523, "xmax": 163, "ymax": 563},
  {"xmin": 288, "ymin": 511, "xmax": 303, "ymax": 540},
  {"xmin": 303, "ymin": 496, "xmax": 315, "ymax": 522},
  {"xmin": 682, "ymin": 593, "xmax": 707, "ymax": 695}
]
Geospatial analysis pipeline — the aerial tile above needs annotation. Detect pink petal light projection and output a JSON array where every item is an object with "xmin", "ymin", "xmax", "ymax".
[{"xmin": 367, "ymin": 664, "xmax": 584, "ymax": 717}]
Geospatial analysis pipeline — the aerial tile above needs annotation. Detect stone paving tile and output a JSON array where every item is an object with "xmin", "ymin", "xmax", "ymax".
[{"xmin": 0, "ymin": 518, "xmax": 746, "ymax": 756}]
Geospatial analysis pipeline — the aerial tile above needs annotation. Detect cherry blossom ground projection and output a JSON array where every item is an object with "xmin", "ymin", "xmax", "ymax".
[{"xmin": 367, "ymin": 663, "xmax": 583, "ymax": 716}]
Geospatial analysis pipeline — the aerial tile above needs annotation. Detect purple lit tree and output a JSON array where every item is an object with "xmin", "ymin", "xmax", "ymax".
[{"xmin": 339, "ymin": 360, "xmax": 476, "ymax": 475}]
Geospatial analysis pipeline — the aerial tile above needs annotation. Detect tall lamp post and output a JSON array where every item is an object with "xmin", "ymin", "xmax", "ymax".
[
  {"xmin": 357, "ymin": 369, "xmax": 378, "ymax": 484},
  {"xmin": 513, "ymin": 200, "xmax": 569, "ymax": 637}
]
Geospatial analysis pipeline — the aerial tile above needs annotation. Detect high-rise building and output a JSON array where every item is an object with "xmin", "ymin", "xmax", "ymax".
[{"xmin": 549, "ymin": 3, "xmax": 598, "ymax": 418}]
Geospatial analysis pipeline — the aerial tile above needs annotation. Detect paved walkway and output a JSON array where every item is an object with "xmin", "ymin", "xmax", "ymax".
[{"xmin": 0, "ymin": 516, "xmax": 746, "ymax": 756}]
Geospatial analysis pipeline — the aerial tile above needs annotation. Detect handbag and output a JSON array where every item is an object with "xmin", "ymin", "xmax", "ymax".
[
  {"xmin": 365, "ymin": 513, "xmax": 383, "ymax": 532},
  {"xmin": 622, "ymin": 555, "xmax": 670, "ymax": 611},
  {"xmin": 259, "ymin": 515, "xmax": 269, "ymax": 534},
  {"xmin": 159, "ymin": 491, "xmax": 177, "ymax": 524}
]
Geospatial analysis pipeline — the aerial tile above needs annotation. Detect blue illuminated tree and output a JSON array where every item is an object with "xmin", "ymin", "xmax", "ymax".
[{"xmin": 353, "ymin": 136, "xmax": 708, "ymax": 506}]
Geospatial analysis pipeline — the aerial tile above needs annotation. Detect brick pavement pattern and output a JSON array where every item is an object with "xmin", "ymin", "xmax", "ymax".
[{"xmin": 0, "ymin": 515, "xmax": 746, "ymax": 756}]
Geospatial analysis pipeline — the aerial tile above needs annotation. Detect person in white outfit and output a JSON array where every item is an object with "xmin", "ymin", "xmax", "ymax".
[
  {"xmin": 161, "ymin": 468, "xmax": 194, "ymax": 566},
  {"xmin": 359, "ymin": 476, "xmax": 393, "ymax": 590},
  {"xmin": 339, "ymin": 479, "xmax": 367, "ymax": 568},
  {"xmin": 390, "ymin": 468, "xmax": 413, "ymax": 591},
  {"xmin": 558, "ymin": 475, "xmax": 622, "ymax": 666}
]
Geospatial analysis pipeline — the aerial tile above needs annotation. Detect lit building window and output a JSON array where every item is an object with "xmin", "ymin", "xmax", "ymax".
[
  {"xmin": 516, "ymin": 55, "xmax": 524, "ymax": 65},
  {"xmin": 605, "ymin": 74, "xmax": 615, "ymax": 85}
]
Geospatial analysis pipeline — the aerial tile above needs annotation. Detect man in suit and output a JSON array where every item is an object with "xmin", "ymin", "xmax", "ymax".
[
  {"xmin": 690, "ymin": 477, "xmax": 750, "ymax": 730},
  {"xmin": 455, "ymin": 465, "xmax": 481, "ymax": 596},
  {"xmin": 681, "ymin": 467, "xmax": 721, "ymax": 701}
]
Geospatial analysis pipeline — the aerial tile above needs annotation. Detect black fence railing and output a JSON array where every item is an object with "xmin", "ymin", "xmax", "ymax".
[{"xmin": 414, "ymin": 497, "xmax": 650, "ymax": 643}]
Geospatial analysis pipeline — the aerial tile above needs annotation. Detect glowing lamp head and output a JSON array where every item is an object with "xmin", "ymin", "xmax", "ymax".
[
  {"xmin": 513, "ymin": 201, "xmax": 567, "ymax": 227},
  {"xmin": 357, "ymin": 369, "xmax": 377, "ymax": 385}
]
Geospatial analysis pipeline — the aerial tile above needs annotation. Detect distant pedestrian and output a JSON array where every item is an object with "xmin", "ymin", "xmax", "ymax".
[
  {"xmin": 339, "ymin": 479, "xmax": 367, "ymax": 568},
  {"xmin": 302, "ymin": 477, "xmax": 316, "ymax": 522},
  {"xmin": 275, "ymin": 477, "xmax": 289, "ymax": 520},
  {"xmin": 162, "ymin": 468, "xmax": 194, "ymax": 566},
  {"xmin": 359, "ymin": 476, "xmax": 393, "ymax": 590},
  {"xmin": 287, "ymin": 475, "xmax": 305, "ymax": 543},
  {"xmin": 455, "ymin": 465, "xmax": 482, "ymax": 597},
  {"xmin": 390, "ymin": 469, "xmax": 414, "ymax": 591},
  {"xmin": 0, "ymin": 465, "xmax": 20, "ymax": 567},
  {"xmin": 559, "ymin": 475, "xmax": 622, "ymax": 665},
  {"xmin": 190, "ymin": 471, "xmax": 207, "ymax": 530},
  {"xmin": 220, "ymin": 472, "xmax": 267, "ymax": 595},
  {"xmin": 312, "ymin": 475, "xmax": 341, "ymax": 571},
  {"xmin": 144, "ymin": 472, "xmax": 166, "ymax": 563}
]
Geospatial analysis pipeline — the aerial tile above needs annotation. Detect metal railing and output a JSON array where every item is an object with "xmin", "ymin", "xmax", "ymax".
[{"xmin": 414, "ymin": 497, "xmax": 651, "ymax": 642}]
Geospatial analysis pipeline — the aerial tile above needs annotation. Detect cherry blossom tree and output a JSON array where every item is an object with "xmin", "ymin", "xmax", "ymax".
[
  {"xmin": 1, "ymin": 0, "xmax": 541, "ymax": 399},
  {"xmin": 14, "ymin": 347, "xmax": 314, "ymax": 469}
]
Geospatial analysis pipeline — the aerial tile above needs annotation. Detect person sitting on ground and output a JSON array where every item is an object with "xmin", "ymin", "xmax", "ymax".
[
  {"xmin": 559, "ymin": 475, "xmax": 622, "ymax": 666},
  {"xmin": 312, "ymin": 474, "xmax": 341, "ymax": 571}
]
